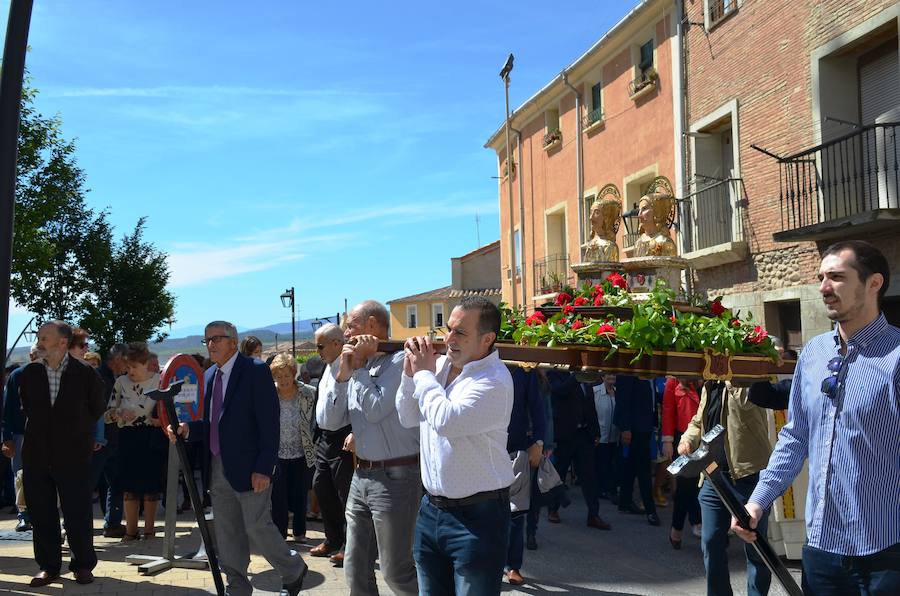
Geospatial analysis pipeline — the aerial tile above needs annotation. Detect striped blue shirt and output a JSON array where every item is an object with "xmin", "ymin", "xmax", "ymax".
[{"xmin": 750, "ymin": 313, "xmax": 900, "ymax": 556}]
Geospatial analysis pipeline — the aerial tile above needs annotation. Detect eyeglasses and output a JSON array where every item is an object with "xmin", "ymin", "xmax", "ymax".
[
  {"xmin": 315, "ymin": 344, "xmax": 325, "ymax": 350},
  {"xmin": 820, "ymin": 355, "xmax": 844, "ymax": 400},
  {"xmin": 201, "ymin": 335, "xmax": 232, "ymax": 346}
]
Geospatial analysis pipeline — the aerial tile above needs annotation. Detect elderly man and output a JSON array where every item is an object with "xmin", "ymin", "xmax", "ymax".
[
  {"xmin": 311, "ymin": 323, "xmax": 354, "ymax": 566},
  {"xmin": 168, "ymin": 321, "xmax": 307, "ymax": 596},
  {"xmin": 398, "ymin": 297, "xmax": 515, "ymax": 594},
  {"xmin": 736, "ymin": 241, "xmax": 900, "ymax": 595},
  {"xmin": 330, "ymin": 301, "xmax": 419, "ymax": 595},
  {"xmin": 19, "ymin": 321, "xmax": 106, "ymax": 587}
]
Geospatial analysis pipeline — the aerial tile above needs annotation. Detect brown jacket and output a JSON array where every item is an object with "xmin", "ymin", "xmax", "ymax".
[
  {"xmin": 681, "ymin": 381, "xmax": 772, "ymax": 481},
  {"xmin": 19, "ymin": 358, "xmax": 106, "ymax": 469}
]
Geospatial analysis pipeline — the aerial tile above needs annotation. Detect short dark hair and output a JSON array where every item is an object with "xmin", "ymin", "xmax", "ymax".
[
  {"xmin": 240, "ymin": 335, "xmax": 262, "ymax": 357},
  {"xmin": 124, "ymin": 341, "xmax": 150, "ymax": 365},
  {"xmin": 457, "ymin": 297, "xmax": 501, "ymax": 340},
  {"xmin": 822, "ymin": 240, "xmax": 890, "ymax": 308}
]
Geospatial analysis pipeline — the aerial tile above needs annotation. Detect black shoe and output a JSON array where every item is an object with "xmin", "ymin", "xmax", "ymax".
[
  {"xmin": 526, "ymin": 535, "xmax": 537, "ymax": 550},
  {"xmin": 618, "ymin": 502, "xmax": 644, "ymax": 515},
  {"xmin": 15, "ymin": 520, "xmax": 32, "ymax": 532},
  {"xmin": 282, "ymin": 564, "xmax": 308, "ymax": 596},
  {"xmin": 647, "ymin": 513, "xmax": 661, "ymax": 526}
]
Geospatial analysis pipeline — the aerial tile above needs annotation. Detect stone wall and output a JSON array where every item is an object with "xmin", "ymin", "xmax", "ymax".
[{"xmin": 691, "ymin": 244, "xmax": 821, "ymax": 299}]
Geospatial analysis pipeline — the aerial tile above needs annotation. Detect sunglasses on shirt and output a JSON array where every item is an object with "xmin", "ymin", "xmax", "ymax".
[{"xmin": 820, "ymin": 356, "xmax": 844, "ymax": 400}]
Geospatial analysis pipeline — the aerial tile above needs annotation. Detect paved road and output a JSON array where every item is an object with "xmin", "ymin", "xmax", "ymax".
[{"xmin": 0, "ymin": 492, "xmax": 801, "ymax": 594}]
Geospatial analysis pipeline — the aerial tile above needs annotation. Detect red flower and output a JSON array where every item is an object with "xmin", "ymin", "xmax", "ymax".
[
  {"xmin": 710, "ymin": 299, "xmax": 726, "ymax": 316},
  {"xmin": 562, "ymin": 304, "xmax": 575, "ymax": 316},
  {"xmin": 746, "ymin": 325, "xmax": 769, "ymax": 344},
  {"xmin": 669, "ymin": 315, "xmax": 677, "ymax": 323},
  {"xmin": 573, "ymin": 296, "xmax": 588, "ymax": 307},
  {"xmin": 525, "ymin": 311, "xmax": 546, "ymax": 326},
  {"xmin": 571, "ymin": 320, "xmax": 585, "ymax": 330},
  {"xmin": 731, "ymin": 319, "xmax": 741, "ymax": 328},
  {"xmin": 593, "ymin": 294, "xmax": 604, "ymax": 306},
  {"xmin": 555, "ymin": 292, "xmax": 573, "ymax": 306},
  {"xmin": 606, "ymin": 272, "xmax": 627, "ymax": 290},
  {"xmin": 592, "ymin": 284, "xmax": 604, "ymax": 297},
  {"xmin": 596, "ymin": 323, "xmax": 616, "ymax": 336}
]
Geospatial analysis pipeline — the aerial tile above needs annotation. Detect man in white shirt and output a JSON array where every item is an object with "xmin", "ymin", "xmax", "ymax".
[
  {"xmin": 591, "ymin": 373, "xmax": 619, "ymax": 500},
  {"xmin": 397, "ymin": 297, "xmax": 514, "ymax": 594},
  {"xmin": 310, "ymin": 323, "xmax": 353, "ymax": 565}
]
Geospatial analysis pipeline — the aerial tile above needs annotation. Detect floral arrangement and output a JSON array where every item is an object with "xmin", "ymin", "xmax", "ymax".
[
  {"xmin": 498, "ymin": 273, "xmax": 777, "ymax": 362},
  {"xmin": 542, "ymin": 128, "xmax": 562, "ymax": 147}
]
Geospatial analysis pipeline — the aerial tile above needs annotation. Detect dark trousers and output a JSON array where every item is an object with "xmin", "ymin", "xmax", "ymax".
[
  {"xmin": 618, "ymin": 430, "xmax": 656, "ymax": 515},
  {"xmin": 272, "ymin": 457, "xmax": 314, "ymax": 538},
  {"xmin": 549, "ymin": 430, "xmax": 599, "ymax": 518},
  {"xmin": 526, "ymin": 467, "xmax": 542, "ymax": 538},
  {"xmin": 801, "ymin": 543, "xmax": 900, "ymax": 596},
  {"xmin": 699, "ymin": 473, "xmax": 770, "ymax": 596},
  {"xmin": 594, "ymin": 442, "xmax": 617, "ymax": 497},
  {"xmin": 98, "ymin": 446, "xmax": 123, "ymax": 528},
  {"xmin": 23, "ymin": 464, "xmax": 97, "ymax": 574},
  {"xmin": 506, "ymin": 512, "xmax": 527, "ymax": 571},
  {"xmin": 414, "ymin": 494, "xmax": 510, "ymax": 595},
  {"xmin": 312, "ymin": 426, "xmax": 353, "ymax": 549},
  {"xmin": 672, "ymin": 474, "xmax": 702, "ymax": 531}
]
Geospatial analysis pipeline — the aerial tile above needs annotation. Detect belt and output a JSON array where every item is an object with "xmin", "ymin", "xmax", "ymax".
[
  {"xmin": 427, "ymin": 488, "xmax": 510, "ymax": 509},
  {"xmin": 355, "ymin": 455, "xmax": 419, "ymax": 470}
]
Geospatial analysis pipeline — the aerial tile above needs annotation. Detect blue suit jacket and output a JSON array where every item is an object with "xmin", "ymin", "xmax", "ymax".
[{"xmin": 193, "ymin": 352, "xmax": 279, "ymax": 493}]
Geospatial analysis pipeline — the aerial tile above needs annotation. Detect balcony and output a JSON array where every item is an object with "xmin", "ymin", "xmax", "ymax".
[
  {"xmin": 543, "ymin": 128, "xmax": 562, "ymax": 151},
  {"xmin": 533, "ymin": 253, "xmax": 571, "ymax": 297},
  {"xmin": 774, "ymin": 122, "xmax": 900, "ymax": 242},
  {"xmin": 628, "ymin": 67, "xmax": 658, "ymax": 101},
  {"xmin": 583, "ymin": 107, "xmax": 605, "ymax": 134},
  {"xmin": 681, "ymin": 176, "xmax": 748, "ymax": 269}
]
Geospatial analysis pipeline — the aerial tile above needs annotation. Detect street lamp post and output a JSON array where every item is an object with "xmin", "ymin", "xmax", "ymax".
[
  {"xmin": 500, "ymin": 53, "xmax": 518, "ymax": 310},
  {"xmin": 280, "ymin": 287, "xmax": 296, "ymax": 358}
]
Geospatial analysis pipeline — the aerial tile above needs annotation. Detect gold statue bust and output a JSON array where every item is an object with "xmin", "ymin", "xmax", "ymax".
[
  {"xmin": 633, "ymin": 176, "xmax": 678, "ymax": 258},
  {"xmin": 582, "ymin": 184, "xmax": 621, "ymax": 262}
]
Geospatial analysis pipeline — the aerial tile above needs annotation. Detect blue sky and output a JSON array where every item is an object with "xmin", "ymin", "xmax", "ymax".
[{"xmin": 6, "ymin": 0, "xmax": 636, "ymax": 344}]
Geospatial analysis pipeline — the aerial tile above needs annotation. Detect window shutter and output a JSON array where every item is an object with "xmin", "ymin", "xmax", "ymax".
[{"xmin": 591, "ymin": 83, "xmax": 602, "ymax": 112}]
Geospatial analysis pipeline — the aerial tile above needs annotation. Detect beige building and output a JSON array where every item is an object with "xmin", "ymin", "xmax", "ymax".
[{"xmin": 388, "ymin": 241, "xmax": 502, "ymax": 340}]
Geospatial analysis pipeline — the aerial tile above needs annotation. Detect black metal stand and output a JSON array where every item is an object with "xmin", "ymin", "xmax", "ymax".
[
  {"xmin": 668, "ymin": 425, "xmax": 802, "ymax": 596},
  {"xmin": 146, "ymin": 381, "xmax": 225, "ymax": 596}
]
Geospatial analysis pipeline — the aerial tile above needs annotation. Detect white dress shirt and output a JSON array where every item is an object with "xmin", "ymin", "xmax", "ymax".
[
  {"xmin": 397, "ymin": 349, "xmax": 514, "ymax": 499},
  {"xmin": 315, "ymin": 363, "xmax": 348, "ymax": 431},
  {"xmin": 592, "ymin": 383, "xmax": 618, "ymax": 444}
]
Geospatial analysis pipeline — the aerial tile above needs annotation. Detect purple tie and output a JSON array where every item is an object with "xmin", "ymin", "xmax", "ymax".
[{"xmin": 210, "ymin": 369, "xmax": 224, "ymax": 456}]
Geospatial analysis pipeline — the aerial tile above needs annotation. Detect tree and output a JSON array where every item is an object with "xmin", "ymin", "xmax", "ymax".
[
  {"xmin": 11, "ymin": 82, "xmax": 105, "ymax": 321},
  {"xmin": 80, "ymin": 218, "xmax": 176, "ymax": 355}
]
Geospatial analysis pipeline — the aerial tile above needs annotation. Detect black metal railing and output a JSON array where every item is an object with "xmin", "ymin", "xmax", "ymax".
[
  {"xmin": 779, "ymin": 122, "xmax": 900, "ymax": 232},
  {"xmin": 533, "ymin": 253, "xmax": 570, "ymax": 294},
  {"xmin": 709, "ymin": 0, "xmax": 737, "ymax": 26},
  {"xmin": 681, "ymin": 177, "xmax": 744, "ymax": 253}
]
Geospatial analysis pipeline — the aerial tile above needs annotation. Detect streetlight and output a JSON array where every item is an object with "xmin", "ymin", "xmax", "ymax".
[
  {"xmin": 310, "ymin": 313, "xmax": 341, "ymax": 332},
  {"xmin": 500, "ymin": 52, "xmax": 517, "ymax": 310},
  {"xmin": 280, "ymin": 287, "xmax": 296, "ymax": 358}
]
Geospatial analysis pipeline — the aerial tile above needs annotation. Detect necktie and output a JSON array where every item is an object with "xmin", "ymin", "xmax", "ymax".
[{"xmin": 210, "ymin": 369, "xmax": 224, "ymax": 456}]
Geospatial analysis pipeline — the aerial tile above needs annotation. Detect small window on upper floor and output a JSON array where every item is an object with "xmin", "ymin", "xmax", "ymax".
[
  {"xmin": 406, "ymin": 304, "xmax": 418, "ymax": 328},
  {"xmin": 639, "ymin": 40, "xmax": 654, "ymax": 79},
  {"xmin": 544, "ymin": 107, "xmax": 561, "ymax": 148},
  {"xmin": 587, "ymin": 82, "xmax": 603, "ymax": 125},
  {"xmin": 707, "ymin": 0, "xmax": 738, "ymax": 28}
]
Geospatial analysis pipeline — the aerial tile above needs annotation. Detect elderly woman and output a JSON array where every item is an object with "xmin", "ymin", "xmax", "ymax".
[
  {"xmin": 103, "ymin": 342, "xmax": 166, "ymax": 541},
  {"xmin": 269, "ymin": 353, "xmax": 317, "ymax": 540}
]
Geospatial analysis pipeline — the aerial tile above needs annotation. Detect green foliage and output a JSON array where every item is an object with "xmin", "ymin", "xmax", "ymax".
[
  {"xmin": 501, "ymin": 278, "xmax": 778, "ymax": 362},
  {"xmin": 80, "ymin": 218, "xmax": 175, "ymax": 355},
  {"xmin": 12, "ymin": 80, "xmax": 176, "ymax": 354}
]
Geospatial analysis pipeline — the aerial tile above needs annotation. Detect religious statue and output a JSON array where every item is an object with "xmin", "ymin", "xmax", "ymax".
[
  {"xmin": 633, "ymin": 176, "xmax": 678, "ymax": 258},
  {"xmin": 581, "ymin": 183, "xmax": 622, "ymax": 262}
]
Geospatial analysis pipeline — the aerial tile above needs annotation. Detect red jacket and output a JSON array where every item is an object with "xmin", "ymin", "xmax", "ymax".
[{"xmin": 661, "ymin": 377, "xmax": 700, "ymax": 439}]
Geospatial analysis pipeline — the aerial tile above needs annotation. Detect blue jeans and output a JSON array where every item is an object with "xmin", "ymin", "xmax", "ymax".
[
  {"xmin": 802, "ymin": 543, "xmax": 900, "ymax": 595},
  {"xmin": 699, "ymin": 473, "xmax": 771, "ymax": 596},
  {"xmin": 506, "ymin": 513, "xmax": 526, "ymax": 571},
  {"xmin": 100, "ymin": 447, "xmax": 123, "ymax": 528},
  {"xmin": 414, "ymin": 494, "xmax": 510, "ymax": 596}
]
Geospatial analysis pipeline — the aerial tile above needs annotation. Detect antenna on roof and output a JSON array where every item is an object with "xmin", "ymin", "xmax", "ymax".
[{"xmin": 475, "ymin": 211, "xmax": 481, "ymax": 247}]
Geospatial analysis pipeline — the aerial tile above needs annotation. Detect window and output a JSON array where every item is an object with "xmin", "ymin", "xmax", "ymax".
[
  {"xmin": 513, "ymin": 228, "xmax": 522, "ymax": 276},
  {"xmin": 587, "ymin": 82, "xmax": 603, "ymax": 125},
  {"xmin": 432, "ymin": 304, "xmax": 444, "ymax": 328},
  {"xmin": 639, "ymin": 40, "xmax": 654, "ymax": 79},
  {"xmin": 406, "ymin": 305, "xmax": 418, "ymax": 328},
  {"xmin": 544, "ymin": 107, "xmax": 561, "ymax": 147},
  {"xmin": 708, "ymin": 0, "xmax": 737, "ymax": 27}
]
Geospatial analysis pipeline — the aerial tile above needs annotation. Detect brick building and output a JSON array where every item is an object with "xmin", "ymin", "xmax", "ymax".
[
  {"xmin": 485, "ymin": 0, "xmax": 682, "ymax": 311},
  {"xmin": 682, "ymin": 0, "xmax": 900, "ymax": 348}
]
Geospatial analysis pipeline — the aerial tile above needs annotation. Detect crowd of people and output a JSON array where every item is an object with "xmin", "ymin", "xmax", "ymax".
[{"xmin": 0, "ymin": 239, "xmax": 897, "ymax": 596}]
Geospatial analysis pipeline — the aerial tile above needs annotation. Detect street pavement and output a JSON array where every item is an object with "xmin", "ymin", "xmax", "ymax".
[{"xmin": 0, "ymin": 491, "xmax": 801, "ymax": 594}]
